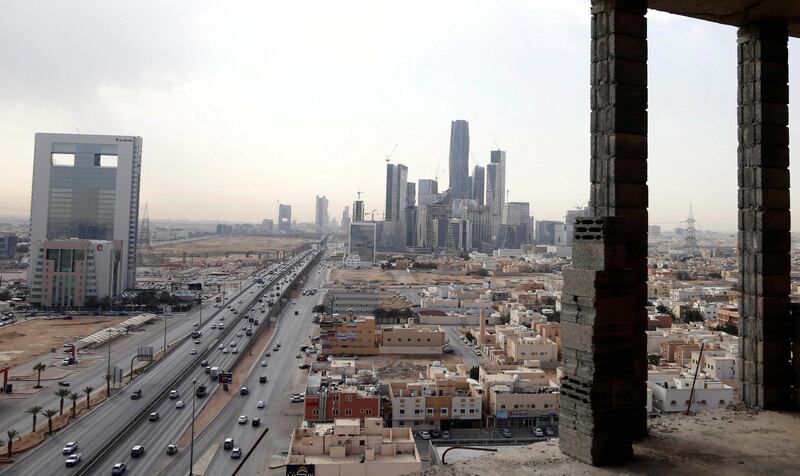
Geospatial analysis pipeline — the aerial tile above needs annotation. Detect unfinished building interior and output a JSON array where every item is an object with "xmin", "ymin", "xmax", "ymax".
[{"xmin": 560, "ymin": 0, "xmax": 800, "ymax": 466}]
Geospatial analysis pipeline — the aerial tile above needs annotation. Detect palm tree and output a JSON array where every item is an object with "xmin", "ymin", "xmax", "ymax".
[
  {"xmin": 25, "ymin": 405, "xmax": 42, "ymax": 432},
  {"xmin": 32, "ymin": 362, "xmax": 47, "ymax": 388},
  {"xmin": 6, "ymin": 429, "xmax": 18, "ymax": 455},
  {"xmin": 83, "ymin": 386, "xmax": 94, "ymax": 409},
  {"xmin": 55, "ymin": 388, "xmax": 70, "ymax": 415},
  {"xmin": 104, "ymin": 373, "xmax": 112, "ymax": 397},
  {"xmin": 69, "ymin": 392, "xmax": 80, "ymax": 418},
  {"xmin": 42, "ymin": 408, "xmax": 58, "ymax": 435}
]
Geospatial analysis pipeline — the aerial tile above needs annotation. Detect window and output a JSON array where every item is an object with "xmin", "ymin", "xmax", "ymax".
[
  {"xmin": 51, "ymin": 153, "xmax": 75, "ymax": 166},
  {"xmin": 426, "ymin": 408, "xmax": 434, "ymax": 415},
  {"xmin": 345, "ymin": 394, "xmax": 353, "ymax": 402},
  {"xmin": 333, "ymin": 409, "xmax": 339, "ymax": 416},
  {"xmin": 500, "ymin": 405, "xmax": 506, "ymax": 409},
  {"xmin": 670, "ymin": 400, "xmax": 677, "ymax": 406},
  {"xmin": 514, "ymin": 404, "xmax": 519, "ymax": 409},
  {"xmin": 440, "ymin": 408, "xmax": 448, "ymax": 416},
  {"xmin": 544, "ymin": 404, "xmax": 549, "ymax": 409},
  {"xmin": 345, "ymin": 409, "xmax": 352, "ymax": 416},
  {"xmin": 95, "ymin": 154, "xmax": 118, "ymax": 167},
  {"xmin": 719, "ymin": 399, "xmax": 726, "ymax": 405},
  {"xmin": 399, "ymin": 409, "xmax": 405, "ymax": 415},
  {"xmin": 365, "ymin": 409, "xmax": 372, "ymax": 415},
  {"xmin": 312, "ymin": 409, "xmax": 319, "ymax": 416},
  {"xmin": 414, "ymin": 409, "xmax": 420, "ymax": 414},
  {"xmin": 359, "ymin": 439, "xmax": 365, "ymax": 446}
]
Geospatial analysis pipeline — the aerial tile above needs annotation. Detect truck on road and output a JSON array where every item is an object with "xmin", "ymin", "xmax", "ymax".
[{"xmin": 209, "ymin": 367, "xmax": 219, "ymax": 380}]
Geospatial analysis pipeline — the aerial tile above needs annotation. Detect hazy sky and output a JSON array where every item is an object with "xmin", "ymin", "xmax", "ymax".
[{"xmin": 0, "ymin": 1, "xmax": 798, "ymax": 232}]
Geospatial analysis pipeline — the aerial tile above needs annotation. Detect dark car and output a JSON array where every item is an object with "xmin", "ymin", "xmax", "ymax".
[
  {"xmin": 430, "ymin": 429, "xmax": 441, "ymax": 439},
  {"xmin": 299, "ymin": 363, "xmax": 310, "ymax": 369},
  {"xmin": 166, "ymin": 444, "xmax": 178, "ymax": 456},
  {"xmin": 240, "ymin": 387, "xmax": 249, "ymax": 396},
  {"xmin": 252, "ymin": 417, "xmax": 261, "ymax": 427},
  {"xmin": 259, "ymin": 376, "xmax": 267, "ymax": 384},
  {"xmin": 131, "ymin": 445, "xmax": 145, "ymax": 457},
  {"xmin": 148, "ymin": 412, "xmax": 160, "ymax": 421}
]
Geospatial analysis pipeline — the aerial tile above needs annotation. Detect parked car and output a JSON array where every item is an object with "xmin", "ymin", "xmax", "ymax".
[
  {"xmin": 299, "ymin": 363, "xmax": 310, "ymax": 369},
  {"xmin": 441, "ymin": 430, "xmax": 450, "ymax": 440},
  {"xmin": 290, "ymin": 395, "xmax": 304, "ymax": 403},
  {"xmin": 261, "ymin": 360, "xmax": 267, "ymax": 367},
  {"xmin": 545, "ymin": 427, "xmax": 555, "ymax": 436},
  {"xmin": 430, "ymin": 429, "xmax": 441, "ymax": 439},
  {"xmin": 533, "ymin": 427, "xmax": 544, "ymax": 437},
  {"xmin": 418, "ymin": 431, "xmax": 431, "ymax": 440},
  {"xmin": 501, "ymin": 428, "xmax": 513, "ymax": 438}
]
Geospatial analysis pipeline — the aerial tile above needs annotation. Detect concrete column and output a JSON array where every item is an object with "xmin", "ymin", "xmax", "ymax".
[
  {"xmin": 559, "ymin": 0, "xmax": 648, "ymax": 465},
  {"xmin": 737, "ymin": 21, "xmax": 791, "ymax": 409}
]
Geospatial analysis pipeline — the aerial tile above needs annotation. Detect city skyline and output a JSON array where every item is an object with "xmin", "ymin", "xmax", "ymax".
[{"xmin": 0, "ymin": 1, "xmax": 799, "ymax": 231}]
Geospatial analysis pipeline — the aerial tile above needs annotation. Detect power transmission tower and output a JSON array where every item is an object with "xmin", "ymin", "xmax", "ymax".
[
  {"xmin": 683, "ymin": 204, "xmax": 700, "ymax": 257},
  {"xmin": 139, "ymin": 203, "xmax": 153, "ymax": 255}
]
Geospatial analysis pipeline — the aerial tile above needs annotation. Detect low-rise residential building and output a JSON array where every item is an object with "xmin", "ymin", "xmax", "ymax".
[
  {"xmin": 304, "ymin": 373, "xmax": 381, "ymax": 423},
  {"xmin": 647, "ymin": 370, "xmax": 734, "ymax": 413},
  {"xmin": 320, "ymin": 314, "xmax": 379, "ymax": 355},
  {"xmin": 480, "ymin": 365, "xmax": 560, "ymax": 428},
  {"xmin": 325, "ymin": 287, "xmax": 380, "ymax": 315},
  {"xmin": 388, "ymin": 364, "xmax": 482, "ymax": 430},
  {"xmin": 287, "ymin": 418, "xmax": 421, "ymax": 476},
  {"xmin": 379, "ymin": 320, "xmax": 445, "ymax": 355}
]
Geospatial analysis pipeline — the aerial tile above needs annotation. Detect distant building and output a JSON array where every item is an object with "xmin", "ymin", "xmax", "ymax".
[
  {"xmin": 349, "ymin": 222, "xmax": 376, "ymax": 262},
  {"xmin": 389, "ymin": 368, "xmax": 482, "ymax": 430},
  {"xmin": 319, "ymin": 313, "xmax": 379, "ymax": 355},
  {"xmin": 261, "ymin": 219, "xmax": 273, "ymax": 233},
  {"xmin": 470, "ymin": 165, "xmax": 485, "ymax": 205},
  {"xmin": 480, "ymin": 365, "xmax": 560, "ymax": 428},
  {"xmin": 417, "ymin": 179, "xmax": 438, "ymax": 206},
  {"xmin": 385, "ymin": 164, "xmax": 408, "ymax": 222},
  {"xmin": 649, "ymin": 224, "xmax": 662, "ymax": 238},
  {"xmin": 304, "ymin": 373, "xmax": 381, "ymax": 423},
  {"xmin": 278, "ymin": 204, "xmax": 292, "ymax": 232},
  {"xmin": 486, "ymin": 150, "xmax": 507, "ymax": 235},
  {"xmin": 325, "ymin": 288, "xmax": 380, "ymax": 316},
  {"xmin": 406, "ymin": 182, "xmax": 416, "ymax": 207},
  {"xmin": 216, "ymin": 223, "xmax": 232, "ymax": 234},
  {"xmin": 535, "ymin": 220, "xmax": 561, "ymax": 245},
  {"xmin": 405, "ymin": 206, "xmax": 418, "ymax": 247},
  {"xmin": 0, "ymin": 233, "xmax": 17, "ymax": 260},
  {"xmin": 555, "ymin": 206, "xmax": 591, "ymax": 246},
  {"xmin": 341, "ymin": 206, "xmax": 351, "ymax": 231},
  {"xmin": 380, "ymin": 320, "xmax": 446, "ymax": 355},
  {"xmin": 29, "ymin": 133, "xmax": 142, "ymax": 303},
  {"xmin": 448, "ymin": 120, "xmax": 471, "ymax": 199},
  {"xmin": 315, "ymin": 195, "xmax": 329, "ymax": 231},
  {"xmin": 287, "ymin": 418, "xmax": 422, "ymax": 476},
  {"xmin": 37, "ymin": 239, "xmax": 124, "ymax": 307},
  {"xmin": 352, "ymin": 199, "xmax": 365, "ymax": 222}
]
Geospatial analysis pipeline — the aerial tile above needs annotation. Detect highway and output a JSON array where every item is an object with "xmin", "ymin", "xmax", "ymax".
[
  {"xmin": 164, "ymin": 261, "xmax": 325, "ymax": 476},
  {"xmin": 2, "ymin": 250, "xmax": 317, "ymax": 476},
  {"xmin": 0, "ymin": 294, "xmax": 224, "ymax": 437}
]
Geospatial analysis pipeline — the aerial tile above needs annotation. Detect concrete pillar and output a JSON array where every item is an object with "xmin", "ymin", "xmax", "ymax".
[
  {"xmin": 737, "ymin": 21, "xmax": 791, "ymax": 409},
  {"xmin": 559, "ymin": 0, "xmax": 647, "ymax": 465}
]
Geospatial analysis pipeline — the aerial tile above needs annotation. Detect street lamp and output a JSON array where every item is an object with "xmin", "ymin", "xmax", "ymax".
[
  {"xmin": 163, "ymin": 304, "xmax": 169, "ymax": 355},
  {"xmin": 190, "ymin": 378, "xmax": 197, "ymax": 475},
  {"xmin": 106, "ymin": 328, "xmax": 112, "ymax": 396}
]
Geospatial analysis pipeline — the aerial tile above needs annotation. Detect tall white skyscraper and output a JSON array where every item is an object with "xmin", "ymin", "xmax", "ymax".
[
  {"xmin": 448, "ymin": 120, "xmax": 470, "ymax": 199},
  {"xmin": 315, "ymin": 195, "xmax": 329, "ymax": 230},
  {"xmin": 28, "ymin": 133, "xmax": 142, "ymax": 303},
  {"xmin": 486, "ymin": 149, "xmax": 507, "ymax": 235}
]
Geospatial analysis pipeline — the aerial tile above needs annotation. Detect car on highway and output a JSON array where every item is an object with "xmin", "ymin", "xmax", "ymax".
[
  {"xmin": 111, "ymin": 462, "xmax": 127, "ymax": 474},
  {"xmin": 290, "ymin": 394, "xmax": 304, "ymax": 403},
  {"xmin": 261, "ymin": 360, "xmax": 267, "ymax": 367},
  {"xmin": 194, "ymin": 339, "xmax": 201, "ymax": 344},
  {"xmin": 64, "ymin": 453, "xmax": 82, "ymax": 467},
  {"xmin": 230, "ymin": 341, "xmax": 237, "ymax": 348},
  {"xmin": 236, "ymin": 331, "xmax": 242, "ymax": 337},
  {"xmin": 224, "ymin": 437, "xmax": 234, "ymax": 450},
  {"xmin": 166, "ymin": 444, "xmax": 178, "ymax": 456},
  {"xmin": 222, "ymin": 347, "xmax": 229, "ymax": 354},
  {"xmin": 200, "ymin": 360, "xmax": 209, "ymax": 367},
  {"xmin": 130, "ymin": 389, "xmax": 142, "ymax": 400},
  {"xmin": 211, "ymin": 324, "xmax": 217, "ymax": 329},
  {"xmin": 218, "ymin": 323, "xmax": 225, "ymax": 329},
  {"xmin": 238, "ymin": 415, "xmax": 248, "ymax": 424},
  {"xmin": 57, "ymin": 380, "xmax": 71, "ymax": 387},
  {"xmin": 62, "ymin": 441, "xmax": 78, "ymax": 454},
  {"xmin": 131, "ymin": 445, "xmax": 145, "ymax": 457},
  {"xmin": 169, "ymin": 390, "xmax": 179, "ymax": 399},
  {"xmin": 175, "ymin": 400, "xmax": 185, "ymax": 409},
  {"xmin": 240, "ymin": 387, "xmax": 249, "ymax": 395},
  {"xmin": 257, "ymin": 400, "xmax": 266, "ymax": 408},
  {"xmin": 231, "ymin": 347, "xmax": 238, "ymax": 354},
  {"xmin": 259, "ymin": 375, "xmax": 268, "ymax": 384},
  {"xmin": 190, "ymin": 348, "xmax": 197, "ymax": 355},
  {"xmin": 231, "ymin": 447, "xmax": 242, "ymax": 458},
  {"xmin": 149, "ymin": 412, "xmax": 160, "ymax": 421},
  {"xmin": 299, "ymin": 363, "xmax": 310, "ymax": 369},
  {"xmin": 252, "ymin": 417, "xmax": 261, "ymax": 427}
]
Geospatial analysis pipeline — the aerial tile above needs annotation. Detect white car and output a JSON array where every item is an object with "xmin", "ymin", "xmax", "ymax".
[
  {"xmin": 257, "ymin": 400, "xmax": 265, "ymax": 408},
  {"xmin": 231, "ymin": 348, "xmax": 238, "ymax": 354},
  {"xmin": 236, "ymin": 332, "xmax": 243, "ymax": 337},
  {"xmin": 238, "ymin": 415, "xmax": 248, "ymax": 424},
  {"xmin": 222, "ymin": 348, "xmax": 229, "ymax": 354},
  {"xmin": 169, "ymin": 390, "xmax": 179, "ymax": 399},
  {"xmin": 218, "ymin": 344, "xmax": 224, "ymax": 350},
  {"xmin": 175, "ymin": 400, "xmax": 185, "ymax": 409},
  {"xmin": 260, "ymin": 360, "xmax": 267, "ymax": 367},
  {"xmin": 190, "ymin": 348, "xmax": 197, "ymax": 355},
  {"xmin": 65, "ymin": 453, "xmax": 82, "ymax": 467},
  {"xmin": 63, "ymin": 441, "xmax": 78, "ymax": 454}
]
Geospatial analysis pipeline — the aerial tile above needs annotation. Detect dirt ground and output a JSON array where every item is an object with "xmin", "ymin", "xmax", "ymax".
[
  {"xmin": 423, "ymin": 407, "xmax": 800, "ymax": 476},
  {"xmin": 151, "ymin": 235, "xmax": 310, "ymax": 256},
  {"xmin": 329, "ymin": 269, "xmax": 543, "ymax": 287},
  {"xmin": 0, "ymin": 316, "xmax": 127, "ymax": 369}
]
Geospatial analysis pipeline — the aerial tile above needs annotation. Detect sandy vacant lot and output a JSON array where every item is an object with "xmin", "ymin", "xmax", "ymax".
[
  {"xmin": 0, "ymin": 316, "xmax": 126, "ymax": 368},
  {"xmin": 152, "ymin": 235, "xmax": 310, "ymax": 256},
  {"xmin": 329, "ymin": 269, "xmax": 539, "ymax": 287}
]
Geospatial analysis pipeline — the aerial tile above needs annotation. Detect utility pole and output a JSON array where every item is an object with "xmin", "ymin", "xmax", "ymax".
[
  {"xmin": 106, "ymin": 329, "xmax": 112, "ymax": 396},
  {"xmin": 163, "ymin": 304, "xmax": 169, "ymax": 355},
  {"xmin": 190, "ymin": 379, "xmax": 197, "ymax": 475}
]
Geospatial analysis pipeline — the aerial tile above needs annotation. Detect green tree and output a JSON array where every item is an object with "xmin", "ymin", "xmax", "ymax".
[
  {"xmin": 647, "ymin": 353, "xmax": 662, "ymax": 366},
  {"xmin": 83, "ymin": 386, "xmax": 94, "ymax": 409},
  {"xmin": 0, "ymin": 289, "xmax": 11, "ymax": 301},
  {"xmin": 69, "ymin": 392, "xmax": 80, "ymax": 418},
  {"xmin": 465, "ymin": 331, "xmax": 474, "ymax": 343},
  {"xmin": 55, "ymin": 388, "xmax": 70, "ymax": 415},
  {"xmin": 684, "ymin": 309, "xmax": 705, "ymax": 323},
  {"xmin": 42, "ymin": 408, "xmax": 57, "ymax": 435},
  {"xmin": 104, "ymin": 373, "xmax": 112, "ymax": 397},
  {"xmin": 25, "ymin": 405, "xmax": 42, "ymax": 432},
  {"xmin": 312, "ymin": 304, "xmax": 326, "ymax": 314},
  {"xmin": 469, "ymin": 366, "xmax": 480, "ymax": 380},
  {"xmin": 475, "ymin": 268, "xmax": 489, "ymax": 277},
  {"xmin": 32, "ymin": 362, "xmax": 47, "ymax": 388},
  {"xmin": 6, "ymin": 428, "xmax": 18, "ymax": 455}
]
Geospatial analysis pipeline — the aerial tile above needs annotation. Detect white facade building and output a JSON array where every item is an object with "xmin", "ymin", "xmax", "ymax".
[
  {"xmin": 648, "ymin": 370, "xmax": 734, "ymax": 413},
  {"xmin": 29, "ymin": 133, "xmax": 142, "ymax": 304}
]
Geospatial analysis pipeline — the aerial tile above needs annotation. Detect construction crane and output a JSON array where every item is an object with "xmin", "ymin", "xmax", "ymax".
[
  {"xmin": 385, "ymin": 144, "xmax": 398, "ymax": 163},
  {"xmin": 434, "ymin": 162, "xmax": 443, "ymax": 183},
  {"xmin": 356, "ymin": 190, "xmax": 362, "ymax": 200}
]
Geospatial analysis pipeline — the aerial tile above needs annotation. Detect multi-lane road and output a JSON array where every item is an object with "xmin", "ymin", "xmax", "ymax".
[{"xmin": 2, "ymin": 248, "xmax": 320, "ymax": 476}]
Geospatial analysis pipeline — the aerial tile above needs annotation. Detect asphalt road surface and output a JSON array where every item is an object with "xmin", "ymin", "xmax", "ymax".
[{"xmin": 2, "ymin": 250, "xmax": 316, "ymax": 476}]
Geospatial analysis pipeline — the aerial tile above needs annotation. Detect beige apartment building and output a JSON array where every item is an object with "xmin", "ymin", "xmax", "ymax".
[
  {"xmin": 287, "ymin": 418, "xmax": 421, "ymax": 476},
  {"xmin": 320, "ymin": 314, "xmax": 379, "ymax": 355},
  {"xmin": 388, "ymin": 364, "xmax": 482, "ymax": 430},
  {"xmin": 379, "ymin": 320, "xmax": 445, "ymax": 355},
  {"xmin": 480, "ymin": 365, "xmax": 560, "ymax": 428}
]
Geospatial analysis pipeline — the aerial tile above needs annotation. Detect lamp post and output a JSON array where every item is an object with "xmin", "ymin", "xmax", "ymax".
[
  {"xmin": 190, "ymin": 378, "xmax": 196, "ymax": 475},
  {"xmin": 163, "ymin": 304, "xmax": 169, "ymax": 355},
  {"xmin": 106, "ymin": 328, "xmax": 112, "ymax": 396}
]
